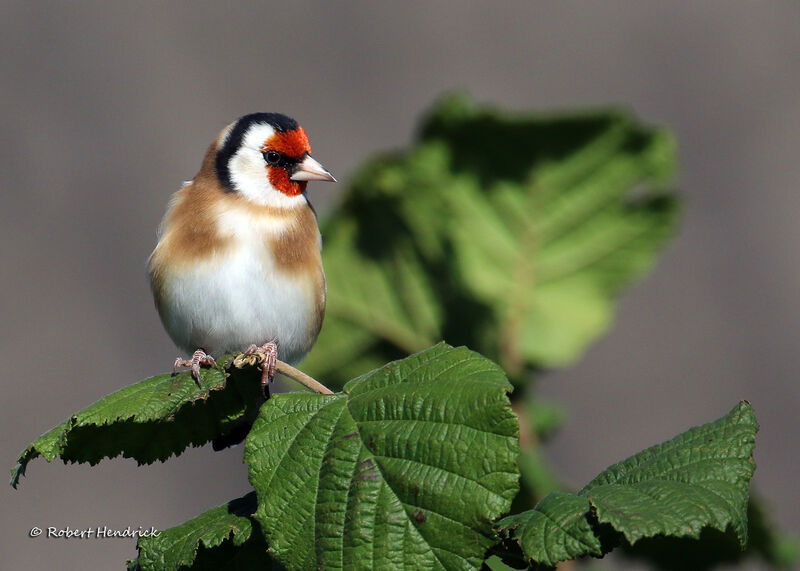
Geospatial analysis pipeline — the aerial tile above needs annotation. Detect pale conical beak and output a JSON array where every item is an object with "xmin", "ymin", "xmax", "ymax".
[{"xmin": 290, "ymin": 155, "xmax": 337, "ymax": 182}]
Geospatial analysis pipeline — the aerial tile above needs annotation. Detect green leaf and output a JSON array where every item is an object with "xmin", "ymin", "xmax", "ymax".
[
  {"xmin": 131, "ymin": 493, "xmax": 275, "ymax": 571},
  {"xmin": 497, "ymin": 402, "xmax": 758, "ymax": 567},
  {"xmin": 246, "ymin": 344, "xmax": 519, "ymax": 570},
  {"xmin": 11, "ymin": 356, "xmax": 262, "ymax": 488},
  {"xmin": 497, "ymin": 492, "xmax": 602, "ymax": 567},
  {"xmin": 303, "ymin": 94, "xmax": 679, "ymax": 387},
  {"xmin": 482, "ymin": 553, "xmax": 529, "ymax": 571}
]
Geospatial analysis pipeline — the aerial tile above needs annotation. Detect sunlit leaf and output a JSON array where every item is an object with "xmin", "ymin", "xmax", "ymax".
[
  {"xmin": 11, "ymin": 356, "xmax": 261, "ymax": 487},
  {"xmin": 131, "ymin": 493, "xmax": 275, "ymax": 571},
  {"xmin": 497, "ymin": 402, "xmax": 757, "ymax": 567},
  {"xmin": 304, "ymin": 94, "xmax": 679, "ymax": 386},
  {"xmin": 247, "ymin": 344, "xmax": 519, "ymax": 570}
]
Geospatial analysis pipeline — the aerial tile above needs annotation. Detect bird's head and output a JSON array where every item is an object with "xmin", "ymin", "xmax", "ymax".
[{"xmin": 214, "ymin": 112, "xmax": 336, "ymax": 207}]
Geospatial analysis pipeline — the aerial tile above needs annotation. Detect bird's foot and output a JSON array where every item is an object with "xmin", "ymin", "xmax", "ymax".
[
  {"xmin": 244, "ymin": 341, "xmax": 278, "ymax": 397},
  {"xmin": 173, "ymin": 349, "xmax": 217, "ymax": 385}
]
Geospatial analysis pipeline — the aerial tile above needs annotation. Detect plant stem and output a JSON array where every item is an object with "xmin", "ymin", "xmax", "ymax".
[{"xmin": 276, "ymin": 360, "xmax": 334, "ymax": 395}]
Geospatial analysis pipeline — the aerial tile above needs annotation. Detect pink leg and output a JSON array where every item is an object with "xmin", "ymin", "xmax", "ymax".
[
  {"xmin": 244, "ymin": 341, "xmax": 278, "ymax": 396},
  {"xmin": 173, "ymin": 349, "xmax": 217, "ymax": 385}
]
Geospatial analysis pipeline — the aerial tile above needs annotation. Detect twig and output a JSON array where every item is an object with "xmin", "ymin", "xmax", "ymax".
[
  {"xmin": 230, "ymin": 353, "xmax": 334, "ymax": 395},
  {"xmin": 276, "ymin": 360, "xmax": 334, "ymax": 395}
]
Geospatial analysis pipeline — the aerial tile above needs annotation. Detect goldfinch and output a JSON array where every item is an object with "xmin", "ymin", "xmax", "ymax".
[{"xmin": 148, "ymin": 113, "xmax": 335, "ymax": 389}]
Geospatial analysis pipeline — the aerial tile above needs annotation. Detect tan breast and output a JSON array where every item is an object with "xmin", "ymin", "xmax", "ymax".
[{"xmin": 148, "ymin": 160, "xmax": 326, "ymax": 353}]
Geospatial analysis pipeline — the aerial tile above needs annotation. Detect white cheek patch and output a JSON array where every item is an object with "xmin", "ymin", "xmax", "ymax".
[{"xmin": 227, "ymin": 124, "xmax": 305, "ymax": 209}]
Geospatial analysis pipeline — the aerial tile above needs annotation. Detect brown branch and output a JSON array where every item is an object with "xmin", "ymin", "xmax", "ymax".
[
  {"xmin": 276, "ymin": 360, "xmax": 334, "ymax": 395},
  {"xmin": 230, "ymin": 353, "xmax": 334, "ymax": 395}
]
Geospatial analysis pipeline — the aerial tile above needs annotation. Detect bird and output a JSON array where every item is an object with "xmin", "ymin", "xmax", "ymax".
[{"xmin": 148, "ymin": 112, "xmax": 336, "ymax": 393}]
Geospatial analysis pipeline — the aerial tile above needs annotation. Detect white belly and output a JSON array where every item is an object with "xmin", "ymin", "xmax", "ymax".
[{"xmin": 160, "ymin": 243, "xmax": 317, "ymax": 364}]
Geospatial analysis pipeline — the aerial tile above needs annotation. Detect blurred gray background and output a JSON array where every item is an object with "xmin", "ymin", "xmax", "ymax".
[{"xmin": 2, "ymin": 2, "xmax": 798, "ymax": 568}]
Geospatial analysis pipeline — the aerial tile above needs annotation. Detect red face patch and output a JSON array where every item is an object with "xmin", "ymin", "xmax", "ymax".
[
  {"xmin": 260, "ymin": 128, "xmax": 312, "ymax": 196},
  {"xmin": 268, "ymin": 127, "xmax": 311, "ymax": 157},
  {"xmin": 267, "ymin": 168, "xmax": 308, "ymax": 197}
]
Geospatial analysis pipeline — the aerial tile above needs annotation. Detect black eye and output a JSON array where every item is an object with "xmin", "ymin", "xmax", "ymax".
[{"xmin": 264, "ymin": 150, "xmax": 281, "ymax": 165}]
